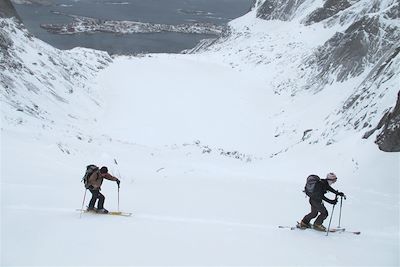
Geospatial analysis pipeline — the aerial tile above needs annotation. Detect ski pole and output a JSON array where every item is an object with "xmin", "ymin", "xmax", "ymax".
[
  {"xmin": 338, "ymin": 196, "xmax": 343, "ymax": 228},
  {"xmin": 326, "ymin": 196, "xmax": 337, "ymax": 236},
  {"xmin": 117, "ymin": 183, "xmax": 120, "ymax": 212},
  {"xmin": 114, "ymin": 158, "xmax": 121, "ymax": 212},
  {"xmin": 80, "ymin": 189, "xmax": 87, "ymax": 219}
]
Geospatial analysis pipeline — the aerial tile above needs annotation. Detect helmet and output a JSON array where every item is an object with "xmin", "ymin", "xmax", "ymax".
[
  {"xmin": 327, "ymin": 172, "xmax": 337, "ymax": 181},
  {"xmin": 100, "ymin": 166, "xmax": 108, "ymax": 174}
]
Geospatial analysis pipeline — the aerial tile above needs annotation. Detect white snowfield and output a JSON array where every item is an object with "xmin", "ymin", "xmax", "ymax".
[{"xmin": 1, "ymin": 5, "xmax": 399, "ymax": 267}]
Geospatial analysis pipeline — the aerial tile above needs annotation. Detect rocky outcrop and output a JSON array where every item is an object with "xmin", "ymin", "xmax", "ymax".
[
  {"xmin": 256, "ymin": 0, "xmax": 307, "ymax": 21},
  {"xmin": 375, "ymin": 91, "xmax": 400, "ymax": 152},
  {"xmin": 0, "ymin": 0, "xmax": 21, "ymax": 20},
  {"xmin": 304, "ymin": 0, "xmax": 354, "ymax": 25},
  {"xmin": 306, "ymin": 13, "xmax": 399, "ymax": 90}
]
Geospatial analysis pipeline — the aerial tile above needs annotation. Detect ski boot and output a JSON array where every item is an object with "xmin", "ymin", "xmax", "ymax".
[
  {"xmin": 96, "ymin": 208, "xmax": 109, "ymax": 214},
  {"xmin": 298, "ymin": 220, "xmax": 311, "ymax": 229},
  {"xmin": 313, "ymin": 224, "xmax": 327, "ymax": 232},
  {"xmin": 86, "ymin": 206, "xmax": 96, "ymax": 212}
]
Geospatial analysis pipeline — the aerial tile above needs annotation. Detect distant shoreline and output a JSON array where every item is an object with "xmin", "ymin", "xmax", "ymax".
[{"xmin": 41, "ymin": 12, "xmax": 225, "ymax": 35}]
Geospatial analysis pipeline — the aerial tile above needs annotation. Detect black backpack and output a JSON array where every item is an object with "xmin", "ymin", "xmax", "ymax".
[
  {"xmin": 82, "ymin": 165, "xmax": 99, "ymax": 189},
  {"xmin": 304, "ymin": 174, "xmax": 320, "ymax": 197}
]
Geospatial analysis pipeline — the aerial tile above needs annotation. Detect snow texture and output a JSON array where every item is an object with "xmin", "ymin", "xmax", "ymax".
[{"xmin": 1, "ymin": 0, "xmax": 399, "ymax": 266}]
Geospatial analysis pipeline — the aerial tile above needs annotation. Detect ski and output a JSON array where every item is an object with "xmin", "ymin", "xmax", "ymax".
[
  {"xmin": 77, "ymin": 209, "xmax": 132, "ymax": 217},
  {"xmin": 278, "ymin": 225, "xmax": 344, "ymax": 233},
  {"xmin": 334, "ymin": 229, "xmax": 361, "ymax": 235},
  {"xmin": 278, "ymin": 223, "xmax": 360, "ymax": 235}
]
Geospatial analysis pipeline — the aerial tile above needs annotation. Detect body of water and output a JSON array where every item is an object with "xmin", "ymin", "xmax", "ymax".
[{"xmin": 14, "ymin": 0, "xmax": 253, "ymax": 54}]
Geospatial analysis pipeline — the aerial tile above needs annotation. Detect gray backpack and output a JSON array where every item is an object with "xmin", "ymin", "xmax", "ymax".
[{"xmin": 304, "ymin": 175, "xmax": 320, "ymax": 197}]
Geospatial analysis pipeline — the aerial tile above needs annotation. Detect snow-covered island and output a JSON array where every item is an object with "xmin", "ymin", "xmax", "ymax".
[
  {"xmin": 40, "ymin": 12, "xmax": 225, "ymax": 35},
  {"xmin": 1, "ymin": 0, "xmax": 399, "ymax": 266}
]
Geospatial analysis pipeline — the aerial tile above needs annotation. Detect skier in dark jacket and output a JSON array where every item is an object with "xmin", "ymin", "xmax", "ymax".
[{"xmin": 300, "ymin": 173, "xmax": 345, "ymax": 231}]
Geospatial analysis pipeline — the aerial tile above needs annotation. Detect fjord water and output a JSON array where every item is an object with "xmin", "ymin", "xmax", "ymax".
[{"xmin": 14, "ymin": 0, "xmax": 253, "ymax": 54}]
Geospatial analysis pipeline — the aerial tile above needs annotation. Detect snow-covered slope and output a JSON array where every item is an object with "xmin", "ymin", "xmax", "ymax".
[{"xmin": 1, "ymin": 0, "xmax": 399, "ymax": 266}]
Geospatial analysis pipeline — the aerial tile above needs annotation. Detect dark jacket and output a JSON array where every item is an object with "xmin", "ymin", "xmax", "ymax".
[{"xmin": 311, "ymin": 179, "xmax": 339, "ymax": 203}]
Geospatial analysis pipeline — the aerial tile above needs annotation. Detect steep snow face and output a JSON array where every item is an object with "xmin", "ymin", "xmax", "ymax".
[{"xmin": 0, "ymin": 18, "xmax": 112, "ymax": 135}]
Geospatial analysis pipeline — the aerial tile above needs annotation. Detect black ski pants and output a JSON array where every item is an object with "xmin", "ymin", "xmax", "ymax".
[
  {"xmin": 302, "ymin": 198, "xmax": 328, "ymax": 225},
  {"xmin": 88, "ymin": 189, "xmax": 105, "ymax": 209}
]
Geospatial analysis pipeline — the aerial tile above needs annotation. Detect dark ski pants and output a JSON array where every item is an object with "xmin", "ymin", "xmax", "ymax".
[
  {"xmin": 89, "ymin": 189, "xmax": 105, "ymax": 209},
  {"xmin": 302, "ymin": 198, "xmax": 328, "ymax": 225}
]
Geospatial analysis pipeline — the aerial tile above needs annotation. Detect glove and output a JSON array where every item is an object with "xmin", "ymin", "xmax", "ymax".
[
  {"xmin": 337, "ymin": 192, "xmax": 345, "ymax": 197},
  {"xmin": 116, "ymin": 179, "xmax": 120, "ymax": 187}
]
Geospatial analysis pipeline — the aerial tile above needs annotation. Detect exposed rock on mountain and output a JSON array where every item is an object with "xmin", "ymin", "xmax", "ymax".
[
  {"xmin": 256, "ymin": 0, "xmax": 307, "ymax": 21},
  {"xmin": 0, "ymin": 0, "xmax": 21, "ymax": 20},
  {"xmin": 375, "ymin": 91, "xmax": 400, "ymax": 152},
  {"xmin": 304, "ymin": 0, "xmax": 354, "ymax": 25},
  {"xmin": 305, "ymin": 1, "xmax": 400, "ymax": 91}
]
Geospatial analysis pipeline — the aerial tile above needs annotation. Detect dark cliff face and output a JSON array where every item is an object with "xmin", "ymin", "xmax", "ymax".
[
  {"xmin": 375, "ymin": 90, "xmax": 400, "ymax": 152},
  {"xmin": 0, "ymin": 0, "xmax": 22, "ymax": 21},
  {"xmin": 256, "ymin": 0, "xmax": 307, "ymax": 21},
  {"xmin": 304, "ymin": 0, "xmax": 354, "ymax": 25},
  {"xmin": 307, "ymin": 14, "xmax": 399, "ymax": 87}
]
